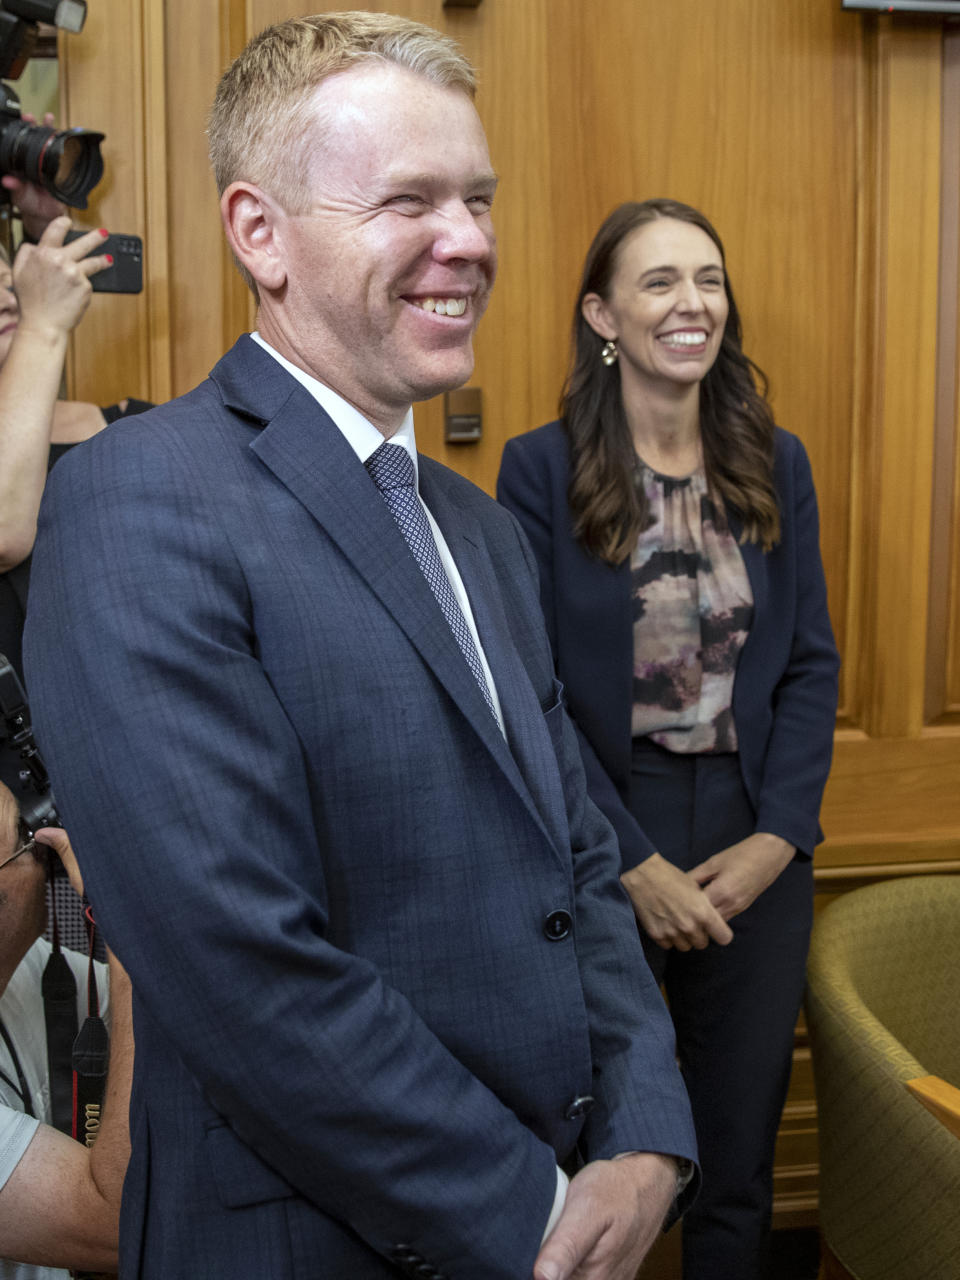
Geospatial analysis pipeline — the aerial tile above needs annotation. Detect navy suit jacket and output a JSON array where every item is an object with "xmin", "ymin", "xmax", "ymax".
[
  {"xmin": 24, "ymin": 339, "xmax": 696, "ymax": 1280},
  {"xmin": 497, "ymin": 420, "xmax": 840, "ymax": 869}
]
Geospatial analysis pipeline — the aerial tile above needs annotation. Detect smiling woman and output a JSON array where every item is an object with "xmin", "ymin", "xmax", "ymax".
[
  {"xmin": 497, "ymin": 198, "xmax": 840, "ymax": 1280},
  {"xmin": 556, "ymin": 200, "xmax": 782, "ymax": 564},
  {"xmin": 581, "ymin": 218, "xmax": 729, "ymax": 398}
]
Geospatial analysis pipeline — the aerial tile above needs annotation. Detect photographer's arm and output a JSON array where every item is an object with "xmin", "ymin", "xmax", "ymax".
[
  {"xmin": 0, "ymin": 830, "xmax": 133, "ymax": 1273},
  {"xmin": 0, "ymin": 957, "xmax": 130, "ymax": 1271},
  {"xmin": 0, "ymin": 218, "xmax": 110, "ymax": 571}
]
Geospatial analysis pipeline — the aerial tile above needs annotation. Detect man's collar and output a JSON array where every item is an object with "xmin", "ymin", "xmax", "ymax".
[{"xmin": 250, "ymin": 332, "xmax": 417, "ymax": 476}]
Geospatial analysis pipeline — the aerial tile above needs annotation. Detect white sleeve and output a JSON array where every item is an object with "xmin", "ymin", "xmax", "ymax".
[
  {"xmin": 0, "ymin": 1105, "xmax": 40, "ymax": 1192},
  {"xmin": 540, "ymin": 1166, "xmax": 569, "ymax": 1243}
]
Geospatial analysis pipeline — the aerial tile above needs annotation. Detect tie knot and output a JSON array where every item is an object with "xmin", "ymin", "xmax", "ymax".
[{"xmin": 365, "ymin": 442, "xmax": 415, "ymax": 493}]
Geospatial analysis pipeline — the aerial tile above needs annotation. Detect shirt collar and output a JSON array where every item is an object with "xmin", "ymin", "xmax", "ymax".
[{"xmin": 250, "ymin": 331, "xmax": 418, "ymax": 481}]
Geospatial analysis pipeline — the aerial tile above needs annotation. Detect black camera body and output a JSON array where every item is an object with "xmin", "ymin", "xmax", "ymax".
[
  {"xmin": 0, "ymin": 0, "xmax": 103, "ymax": 208},
  {"xmin": 0, "ymin": 650, "xmax": 59, "ymax": 836}
]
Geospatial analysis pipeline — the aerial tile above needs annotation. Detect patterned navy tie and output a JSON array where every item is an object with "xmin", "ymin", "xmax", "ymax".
[{"xmin": 365, "ymin": 442, "xmax": 498, "ymax": 724}]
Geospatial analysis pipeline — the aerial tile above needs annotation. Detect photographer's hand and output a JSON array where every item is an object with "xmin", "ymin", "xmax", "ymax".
[
  {"xmin": 13, "ymin": 216, "xmax": 110, "ymax": 340},
  {"xmin": 34, "ymin": 825, "xmax": 84, "ymax": 896},
  {"xmin": 1, "ymin": 112, "xmax": 69, "ymax": 239}
]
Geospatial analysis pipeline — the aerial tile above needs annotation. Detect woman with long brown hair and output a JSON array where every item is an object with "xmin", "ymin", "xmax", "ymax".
[{"xmin": 498, "ymin": 199, "xmax": 839, "ymax": 1279}]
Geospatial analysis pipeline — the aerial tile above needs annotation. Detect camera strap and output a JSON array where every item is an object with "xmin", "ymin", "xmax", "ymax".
[
  {"xmin": 0, "ymin": 1014, "xmax": 35, "ymax": 1118},
  {"xmin": 48, "ymin": 906, "xmax": 109, "ymax": 1280},
  {"xmin": 42, "ymin": 892, "xmax": 79, "ymax": 1136},
  {"xmin": 42, "ymin": 876, "xmax": 109, "ymax": 1143},
  {"xmin": 71, "ymin": 906, "xmax": 108, "ymax": 1147}
]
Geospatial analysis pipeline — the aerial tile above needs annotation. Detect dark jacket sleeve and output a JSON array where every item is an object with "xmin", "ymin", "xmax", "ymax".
[
  {"xmin": 497, "ymin": 428, "xmax": 658, "ymax": 869},
  {"xmin": 734, "ymin": 432, "xmax": 840, "ymax": 857}
]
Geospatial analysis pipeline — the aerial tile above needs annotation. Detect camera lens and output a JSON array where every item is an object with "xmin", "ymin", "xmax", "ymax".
[
  {"xmin": 46, "ymin": 129, "xmax": 104, "ymax": 206},
  {"xmin": 56, "ymin": 134, "xmax": 85, "ymax": 185},
  {"xmin": 0, "ymin": 118, "xmax": 103, "ymax": 209}
]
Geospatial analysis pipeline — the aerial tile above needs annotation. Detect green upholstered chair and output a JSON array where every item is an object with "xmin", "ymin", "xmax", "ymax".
[{"xmin": 805, "ymin": 874, "xmax": 960, "ymax": 1280}]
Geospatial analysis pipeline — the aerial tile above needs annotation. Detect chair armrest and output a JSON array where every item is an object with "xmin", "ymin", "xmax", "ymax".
[{"xmin": 905, "ymin": 1075, "xmax": 960, "ymax": 1140}]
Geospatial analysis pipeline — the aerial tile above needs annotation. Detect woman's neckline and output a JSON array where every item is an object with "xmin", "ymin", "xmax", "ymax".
[{"xmin": 636, "ymin": 453, "xmax": 704, "ymax": 483}]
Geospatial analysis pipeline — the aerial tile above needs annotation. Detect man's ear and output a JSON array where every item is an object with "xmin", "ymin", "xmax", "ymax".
[
  {"xmin": 581, "ymin": 292, "xmax": 617, "ymax": 342},
  {"xmin": 220, "ymin": 181, "xmax": 288, "ymax": 293}
]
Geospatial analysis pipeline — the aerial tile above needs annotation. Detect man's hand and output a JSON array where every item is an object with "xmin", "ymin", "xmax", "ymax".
[
  {"xmin": 621, "ymin": 853, "xmax": 733, "ymax": 951},
  {"xmin": 1, "ymin": 112, "xmax": 69, "ymax": 240},
  {"xmin": 689, "ymin": 832, "xmax": 796, "ymax": 922},
  {"xmin": 533, "ymin": 1153, "xmax": 677, "ymax": 1280}
]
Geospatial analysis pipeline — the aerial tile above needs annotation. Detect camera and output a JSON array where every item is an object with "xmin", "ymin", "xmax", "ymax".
[
  {"xmin": 0, "ymin": 0, "xmax": 104, "ymax": 208},
  {"xmin": 0, "ymin": 650, "xmax": 59, "ymax": 837}
]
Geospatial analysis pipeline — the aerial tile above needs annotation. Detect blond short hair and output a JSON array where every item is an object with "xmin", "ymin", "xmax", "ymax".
[{"xmin": 208, "ymin": 11, "xmax": 475, "ymax": 209}]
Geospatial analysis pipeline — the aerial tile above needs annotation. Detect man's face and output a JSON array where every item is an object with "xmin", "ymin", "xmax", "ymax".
[{"xmin": 262, "ymin": 62, "xmax": 498, "ymax": 432}]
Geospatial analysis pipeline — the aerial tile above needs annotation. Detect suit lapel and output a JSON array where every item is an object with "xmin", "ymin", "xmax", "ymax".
[
  {"xmin": 211, "ymin": 342, "xmax": 545, "ymax": 820},
  {"xmin": 421, "ymin": 465, "xmax": 566, "ymax": 860}
]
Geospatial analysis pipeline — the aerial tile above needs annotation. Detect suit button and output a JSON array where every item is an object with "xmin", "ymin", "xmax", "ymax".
[
  {"xmin": 564, "ymin": 1094, "xmax": 595, "ymax": 1120},
  {"xmin": 543, "ymin": 909, "xmax": 572, "ymax": 940},
  {"xmin": 389, "ymin": 1246, "xmax": 445, "ymax": 1279},
  {"xmin": 390, "ymin": 1245, "xmax": 418, "ymax": 1265}
]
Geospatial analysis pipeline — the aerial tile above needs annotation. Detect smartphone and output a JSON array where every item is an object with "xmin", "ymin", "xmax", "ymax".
[{"xmin": 63, "ymin": 230, "xmax": 144, "ymax": 294}]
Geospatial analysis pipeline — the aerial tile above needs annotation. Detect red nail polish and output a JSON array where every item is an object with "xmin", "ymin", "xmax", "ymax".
[
  {"xmin": 105, "ymin": 254, "xmax": 113, "ymax": 265},
  {"xmin": 99, "ymin": 228, "xmax": 109, "ymax": 237}
]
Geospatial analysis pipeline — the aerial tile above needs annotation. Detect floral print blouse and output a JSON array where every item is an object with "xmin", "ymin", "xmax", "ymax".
[{"xmin": 630, "ymin": 461, "xmax": 754, "ymax": 754}]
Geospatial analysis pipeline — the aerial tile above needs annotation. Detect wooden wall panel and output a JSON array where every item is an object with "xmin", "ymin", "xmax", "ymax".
[
  {"xmin": 950, "ymin": 391, "xmax": 960, "ymax": 708},
  {"xmin": 818, "ymin": 15, "xmax": 960, "ymax": 873},
  {"xmin": 163, "ymin": 0, "xmax": 251, "ymax": 396},
  {"xmin": 58, "ymin": 2, "xmax": 163, "ymax": 406},
  {"xmin": 862, "ymin": 22, "xmax": 941, "ymax": 740},
  {"xmin": 925, "ymin": 28, "xmax": 960, "ymax": 725},
  {"xmin": 945, "ymin": 25, "xmax": 960, "ymax": 721}
]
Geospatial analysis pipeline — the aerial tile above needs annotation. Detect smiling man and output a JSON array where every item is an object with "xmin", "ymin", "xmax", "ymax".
[{"xmin": 24, "ymin": 14, "xmax": 696, "ymax": 1280}]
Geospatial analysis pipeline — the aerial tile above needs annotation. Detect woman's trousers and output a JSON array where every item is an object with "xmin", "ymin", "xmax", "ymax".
[{"xmin": 628, "ymin": 738, "xmax": 813, "ymax": 1280}]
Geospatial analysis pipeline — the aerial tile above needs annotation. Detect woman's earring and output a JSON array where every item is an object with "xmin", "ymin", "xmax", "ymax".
[{"xmin": 600, "ymin": 340, "xmax": 618, "ymax": 367}]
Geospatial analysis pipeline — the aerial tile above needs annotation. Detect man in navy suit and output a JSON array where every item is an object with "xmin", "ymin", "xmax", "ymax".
[{"xmin": 24, "ymin": 14, "xmax": 696, "ymax": 1279}]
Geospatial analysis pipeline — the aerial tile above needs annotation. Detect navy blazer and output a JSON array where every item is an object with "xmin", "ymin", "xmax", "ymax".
[
  {"xmin": 24, "ymin": 340, "xmax": 696, "ymax": 1280},
  {"xmin": 497, "ymin": 420, "xmax": 839, "ymax": 868}
]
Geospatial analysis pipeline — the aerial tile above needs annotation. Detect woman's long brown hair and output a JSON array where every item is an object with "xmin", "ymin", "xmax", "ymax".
[{"xmin": 561, "ymin": 199, "xmax": 780, "ymax": 563}]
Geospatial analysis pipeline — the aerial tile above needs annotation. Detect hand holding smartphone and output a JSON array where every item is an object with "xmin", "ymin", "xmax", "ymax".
[{"xmin": 63, "ymin": 229, "xmax": 143, "ymax": 293}]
